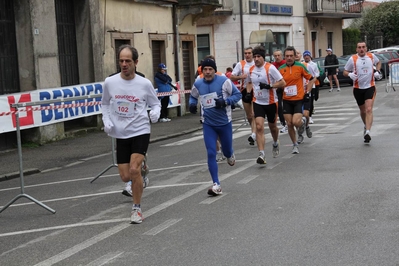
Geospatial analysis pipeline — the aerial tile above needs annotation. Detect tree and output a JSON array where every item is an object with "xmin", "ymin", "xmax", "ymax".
[
  {"xmin": 342, "ymin": 28, "xmax": 361, "ymax": 55},
  {"xmin": 360, "ymin": 1, "xmax": 399, "ymax": 47}
]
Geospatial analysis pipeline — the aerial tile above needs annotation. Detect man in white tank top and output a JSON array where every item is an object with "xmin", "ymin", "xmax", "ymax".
[{"xmin": 343, "ymin": 41, "xmax": 381, "ymax": 143}]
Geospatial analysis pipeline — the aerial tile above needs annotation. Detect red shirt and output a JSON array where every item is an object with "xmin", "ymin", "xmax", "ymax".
[{"xmin": 272, "ymin": 60, "xmax": 286, "ymax": 69}]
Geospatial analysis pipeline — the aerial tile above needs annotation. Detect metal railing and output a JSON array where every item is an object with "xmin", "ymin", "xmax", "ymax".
[{"xmin": 307, "ymin": 0, "xmax": 363, "ymax": 13}]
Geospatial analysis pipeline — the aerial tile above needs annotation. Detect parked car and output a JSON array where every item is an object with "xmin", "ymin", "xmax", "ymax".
[
  {"xmin": 312, "ymin": 57, "xmax": 353, "ymax": 87},
  {"xmin": 341, "ymin": 53, "xmax": 390, "ymax": 80},
  {"xmin": 370, "ymin": 46, "xmax": 399, "ymax": 54},
  {"xmin": 373, "ymin": 51, "xmax": 399, "ymax": 64}
]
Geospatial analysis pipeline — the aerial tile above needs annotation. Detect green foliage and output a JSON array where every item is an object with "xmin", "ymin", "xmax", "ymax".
[
  {"xmin": 361, "ymin": 1, "xmax": 399, "ymax": 47},
  {"xmin": 342, "ymin": 28, "xmax": 361, "ymax": 55}
]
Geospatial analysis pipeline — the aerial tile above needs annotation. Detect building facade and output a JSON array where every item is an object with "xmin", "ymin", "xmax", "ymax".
[
  {"xmin": 195, "ymin": 0, "xmax": 363, "ymax": 72},
  {"xmin": 0, "ymin": 0, "xmax": 220, "ymax": 150}
]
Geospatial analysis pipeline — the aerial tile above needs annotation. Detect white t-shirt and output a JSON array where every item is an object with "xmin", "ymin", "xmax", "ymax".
[
  {"xmin": 246, "ymin": 63, "xmax": 283, "ymax": 105},
  {"xmin": 344, "ymin": 53, "xmax": 380, "ymax": 89},
  {"xmin": 232, "ymin": 59, "xmax": 255, "ymax": 89},
  {"xmin": 101, "ymin": 74, "xmax": 161, "ymax": 139}
]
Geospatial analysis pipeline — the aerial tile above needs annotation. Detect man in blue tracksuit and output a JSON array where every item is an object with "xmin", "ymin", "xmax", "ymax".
[{"xmin": 189, "ymin": 58, "xmax": 242, "ymax": 196}]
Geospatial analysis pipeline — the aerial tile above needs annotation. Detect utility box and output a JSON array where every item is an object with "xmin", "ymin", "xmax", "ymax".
[{"xmin": 249, "ymin": 1, "xmax": 258, "ymax": 14}]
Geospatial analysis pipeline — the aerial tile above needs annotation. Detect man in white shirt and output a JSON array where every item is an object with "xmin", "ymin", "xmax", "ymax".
[
  {"xmin": 101, "ymin": 44, "xmax": 161, "ymax": 224},
  {"xmin": 245, "ymin": 46, "xmax": 286, "ymax": 164},
  {"xmin": 343, "ymin": 41, "xmax": 381, "ymax": 143},
  {"xmin": 230, "ymin": 47, "xmax": 257, "ymax": 146}
]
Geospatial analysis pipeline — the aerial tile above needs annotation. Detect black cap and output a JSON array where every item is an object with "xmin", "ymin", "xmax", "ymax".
[{"xmin": 201, "ymin": 58, "xmax": 217, "ymax": 72}]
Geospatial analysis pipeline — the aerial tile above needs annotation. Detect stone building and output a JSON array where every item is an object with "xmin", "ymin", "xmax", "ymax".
[{"xmin": 0, "ymin": 0, "xmax": 220, "ymax": 150}]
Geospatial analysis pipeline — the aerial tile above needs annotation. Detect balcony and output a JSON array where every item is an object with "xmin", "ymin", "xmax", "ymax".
[
  {"xmin": 306, "ymin": 0, "xmax": 364, "ymax": 19},
  {"xmin": 177, "ymin": 0, "xmax": 222, "ymax": 24},
  {"xmin": 214, "ymin": 0, "xmax": 233, "ymax": 16}
]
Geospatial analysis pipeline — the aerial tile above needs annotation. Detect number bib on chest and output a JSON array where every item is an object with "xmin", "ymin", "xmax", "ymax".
[
  {"xmin": 254, "ymin": 88, "xmax": 268, "ymax": 99},
  {"xmin": 284, "ymin": 85, "xmax": 298, "ymax": 97},
  {"xmin": 112, "ymin": 100, "xmax": 135, "ymax": 117},
  {"xmin": 200, "ymin": 92, "xmax": 217, "ymax": 109}
]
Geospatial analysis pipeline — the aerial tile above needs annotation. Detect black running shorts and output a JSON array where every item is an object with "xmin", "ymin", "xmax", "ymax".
[
  {"xmin": 116, "ymin": 134, "xmax": 150, "ymax": 164},
  {"xmin": 353, "ymin": 86, "xmax": 376, "ymax": 106}
]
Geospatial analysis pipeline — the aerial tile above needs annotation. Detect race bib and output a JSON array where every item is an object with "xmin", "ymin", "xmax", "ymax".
[
  {"xmin": 284, "ymin": 85, "xmax": 298, "ymax": 97},
  {"xmin": 254, "ymin": 87, "xmax": 268, "ymax": 99},
  {"xmin": 112, "ymin": 100, "xmax": 135, "ymax": 117},
  {"xmin": 200, "ymin": 92, "xmax": 217, "ymax": 109}
]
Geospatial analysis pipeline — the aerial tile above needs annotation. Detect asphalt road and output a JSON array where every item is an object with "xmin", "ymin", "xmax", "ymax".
[{"xmin": 1, "ymin": 82, "xmax": 398, "ymax": 265}]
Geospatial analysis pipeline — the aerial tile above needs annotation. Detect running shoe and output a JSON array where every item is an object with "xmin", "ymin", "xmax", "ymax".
[
  {"xmin": 143, "ymin": 176, "xmax": 149, "ymax": 188},
  {"xmin": 207, "ymin": 183, "xmax": 222, "ymax": 196},
  {"xmin": 227, "ymin": 154, "xmax": 235, "ymax": 166},
  {"xmin": 337, "ymin": 88, "xmax": 341, "ymax": 92},
  {"xmin": 216, "ymin": 152, "xmax": 225, "ymax": 162},
  {"xmin": 292, "ymin": 145, "xmax": 299, "ymax": 154},
  {"xmin": 272, "ymin": 142, "xmax": 280, "ymax": 158},
  {"xmin": 297, "ymin": 134, "xmax": 304, "ymax": 144},
  {"xmin": 309, "ymin": 117, "xmax": 314, "ymax": 124},
  {"xmin": 159, "ymin": 118, "xmax": 168, "ymax": 122},
  {"xmin": 256, "ymin": 152, "xmax": 267, "ymax": 164},
  {"xmin": 130, "ymin": 207, "xmax": 143, "ymax": 224},
  {"xmin": 280, "ymin": 125, "xmax": 288, "ymax": 133},
  {"xmin": 329, "ymin": 88, "xmax": 333, "ymax": 92},
  {"xmin": 248, "ymin": 135, "xmax": 255, "ymax": 145},
  {"xmin": 122, "ymin": 181, "xmax": 132, "ymax": 197},
  {"xmin": 364, "ymin": 133, "xmax": 371, "ymax": 143},
  {"xmin": 306, "ymin": 126, "xmax": 312, "ymax": 138},
  {"xmin": 298, "ymin": 118, "xmax": 305, "ymax": 136}
]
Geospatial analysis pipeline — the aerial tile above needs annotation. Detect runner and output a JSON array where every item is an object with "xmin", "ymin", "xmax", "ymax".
[
  {"xmin": 343, "ymin": 41, "xmax": 381, "ymax": 143},
  {"xmin": 245, "ymin": 45, "xmax": 286, "ymax": 164},
  {"xmin": 277, "ymin": 46, "xmax": 316, "ymax": 154}
]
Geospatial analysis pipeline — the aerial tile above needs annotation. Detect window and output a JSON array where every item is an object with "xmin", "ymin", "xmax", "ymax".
[
  {"xmin": 0, "ymin": 0, "xmax": 20, "ymax": 94},
  {"xmin": 197, "ymin": 34, "xmax": 210, "ymax": 62},
  {"xmin": 55, "ymin": 0, "xmax": 80, "ymax": 86},
  {"xmin": 327, "ymin": 32, "xmax": 333, "ymax": 51}
]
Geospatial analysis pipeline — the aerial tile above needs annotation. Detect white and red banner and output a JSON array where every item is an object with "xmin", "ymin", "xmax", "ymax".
[{"xmin": 0, "ymin": 82, "xmax": 186, "ymax": 133}]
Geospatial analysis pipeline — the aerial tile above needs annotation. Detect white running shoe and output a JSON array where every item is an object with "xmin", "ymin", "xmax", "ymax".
[
  {"xmin": 272, "ymin": 142, "xmax": 280, "ymax": 158},
  {"xmin": 248, "ymin": 135, "xmax": 255, "ymax": 145},
  {"xmin": 329, "ymin": 88, "xmax": 333, "ymax": 92},
  {"xmin": 227, "ymin": 154, "xmax": 235, "ymax": 166},
  {"xmin": 280, "ymin": 125, "xmax": 288, "ymax": 133},
  {"xmin": 207, "ymin": 183, "xmax": 222, "ymax": 196},
  {"xmin": 297, "ymin": 134, "xmax": 304, "ymax": 144},
  {"xmin": 306, "ymin": 126, "xmax": 312, "ymax": 138},
  {"xmin": 298, "ymin": 118, "xmax": 305, "ymax": 136},
  {"xmin": 364, "ymin": 131, "xmax": 371, "ymax": 143},
  {"xmin": 143, "ymin": 176, "xmax": 149, "ymax": 188},
  {"xmin": 292, "ymin": 145, "xmax": 299, "ymax": 154},
  {"xmin": 337, "ymin": 88, "xmax": 341, "ymax": 92},
  {"xmin": 122, "ymin": 181, "xmax": 132, "ymax": 197},
  {"xmin": 256, "ymin": 152, "xmax": 267, "ymax": 164},
  {"xmin": 309, "ymin": 117, "xmax": 314, "ymax": 124},
  {"xmin": 216, "ymin": 151, "xmax": 225, "ymax": 162},
  {"xmin": 159, "ymin": 118, "xmax": 168, "ymax": 122},
  {"xmin": 130, "ymin": 207, "xmax": 143, "ymax": 224}
]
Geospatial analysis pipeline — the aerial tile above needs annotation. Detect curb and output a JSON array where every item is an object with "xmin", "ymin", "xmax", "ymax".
[
  {"xmin": 0, "ymin": 168, "xmax": 40, "ymax": 182},
  {"xmin": 0, "ymin": 117, "xmax": 242, "ymax": 182}
]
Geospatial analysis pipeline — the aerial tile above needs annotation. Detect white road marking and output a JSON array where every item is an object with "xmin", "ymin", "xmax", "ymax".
[
  {"xmin": 143, "ymin": 219, "xmax": 182, "ymax": 236},
  {"xmin": 86, "ymin": 252, "xmax": 124, "ymax": 266},
  {"xmin": 200, "ymin": 193, "xmax": 226, "ymax": 204},
  {"xmin": 237, "ymin": 175, "xmax": 258, "ymax": 184}
]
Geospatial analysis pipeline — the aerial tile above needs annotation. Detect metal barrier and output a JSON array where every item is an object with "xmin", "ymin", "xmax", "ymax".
[
  {"xmin": 0, "ymin": 94, "xmax": 102, "ymax": 214},
  {"xmin": 386, "ymin": 62, "xmax": 399, "ymax": 93}
]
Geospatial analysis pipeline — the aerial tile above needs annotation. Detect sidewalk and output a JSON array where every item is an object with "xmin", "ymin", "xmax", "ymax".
[{"xmin": 0, "ymin": 109, "xmax": 245, "ymax": 181}]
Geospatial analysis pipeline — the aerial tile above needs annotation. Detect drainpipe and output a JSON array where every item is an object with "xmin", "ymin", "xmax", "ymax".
[
  {"xmin": 239, "ymin": 0, "xmax": 244, "ymax": 60},
  {"xmin": 172, "ymin": 4, "xmax": 182, "ymax": 115}
]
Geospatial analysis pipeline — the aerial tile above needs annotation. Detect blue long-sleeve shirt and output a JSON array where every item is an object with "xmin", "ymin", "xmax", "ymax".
[{"xmin": 190, "ymin": 75, "xmax": 241, "ymax": 127}]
